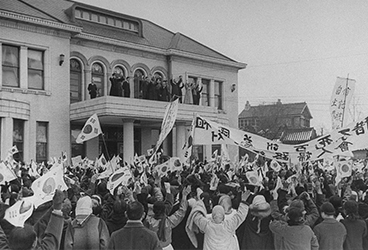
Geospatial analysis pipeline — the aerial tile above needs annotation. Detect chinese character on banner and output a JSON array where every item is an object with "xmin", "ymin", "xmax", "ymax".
[{"xmin": 330, "ymin": 77, "xmax": 355, "ymax": 130}]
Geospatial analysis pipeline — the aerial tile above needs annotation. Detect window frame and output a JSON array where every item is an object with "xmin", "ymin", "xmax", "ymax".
[
  {"xmin": 36, "ymin": 122, "xmax": 48, "ymax": 163},
  {"xmin": 28, "ymin": 48, "xmax": 44, "ymax": 90},
  {"xmin": 2, "ymin": 44, "xmax": 20, "ymax": 87}
]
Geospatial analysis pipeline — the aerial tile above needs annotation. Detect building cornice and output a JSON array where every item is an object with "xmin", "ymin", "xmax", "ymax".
[
  {"xmin": 75, "ymin": 33, "xmax": 246, "ymax": 70},
  {"xmin": 167, "ymin": 49, "xmax": 247, "ymax": 70},
  {"xmin": 0, "ymin": 10, "xmax": 82, "ymax": 34}
]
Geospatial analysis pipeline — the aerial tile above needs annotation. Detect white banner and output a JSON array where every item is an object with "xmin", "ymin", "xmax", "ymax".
[
  {"xmin": 330, "ymin": 77, "xmax": 356, "ymax": 130},
  {"xmin": 155, "ymin": 99, "xmax": 179, "ymax": 152},
  {"xmin": 193, "ymin": 114, "xmax": 368, "ymax": 163}
]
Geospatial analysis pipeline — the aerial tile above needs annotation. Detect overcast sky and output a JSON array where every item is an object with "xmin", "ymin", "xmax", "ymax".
[{"xmin": 76, "ymin": 0, "xmax": 368, "ymax": 133}]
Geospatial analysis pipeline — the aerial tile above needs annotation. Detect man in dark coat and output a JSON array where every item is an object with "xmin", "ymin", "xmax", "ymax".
[
  {"xmin": 109, "ymin": 73, "xmax": 123, "ymax": 96},
  {"xmin": 122, "ymin": 77, "xmax": 130, "ymax": 98},
  {"xmin": 170, "ymin": 75, "xmax": 183, "ymax": 103},
  {"xmin": 108, "ymin": 201, "xmax": 161, "ymax": 250},
  {"xmin": 87, "ymin": 80, "xmax": 98, "ymax": 99}
]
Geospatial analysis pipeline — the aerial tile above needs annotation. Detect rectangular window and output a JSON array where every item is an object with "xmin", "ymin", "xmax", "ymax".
[
  {"xmin": 28, "ymin": 49, "xmax": 44, "ymax": 90},
  {"xmin": 99, "ymin": 15, "xmax": 106, "ymax": 24},
  {"xmin": 107, "ymin": 17, "xmax": 114, "ymax": 26},
  {"xmin": 214, "ymin": 80, "xmax": 223, "ymax": 110},
  {"xmin": 91, "ymin": 13, "xmax": 98, "ymax": 22},
  {"xmin": 13, "ymin": 119, "xmax": 24, "ymax": 162},
  {"xmin": 115, "ymin": 20, "xmax": 122, "ymax": 28},
  {"xmin": 2, "ymin": 45, "xmax": 20, "ymax": 87},
  {"xmin": 201, "ymin": 79, "xmax": 210, "ymax": 106},
  {"xmin": 36, "ymin": 122, "xmax": 48, "ymax": 162},
  {"xmin": 75, "ymin": 9, "xmax": 82, "ymax": 18}
]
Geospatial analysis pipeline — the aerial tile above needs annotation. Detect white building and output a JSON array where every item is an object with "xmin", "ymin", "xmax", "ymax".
[{"xmin": 0, "ymin": 0, "xmax": 246, "ymax": 164}]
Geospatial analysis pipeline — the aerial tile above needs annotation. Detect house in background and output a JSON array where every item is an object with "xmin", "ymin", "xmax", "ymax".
[{"xmin": 238, "ymin": 99, "xmax": 317, "ymax": 144}]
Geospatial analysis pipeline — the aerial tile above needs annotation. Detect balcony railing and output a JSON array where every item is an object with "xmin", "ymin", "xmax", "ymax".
[{"xmin": 70, "ymin": 96, "xmax": 229, "ymax": 124}]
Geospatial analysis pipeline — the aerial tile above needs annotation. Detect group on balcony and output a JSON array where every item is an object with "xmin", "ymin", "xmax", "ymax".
[{"xmin": 87, "ymin": 73, "xmax": 203, "ymax": 105}]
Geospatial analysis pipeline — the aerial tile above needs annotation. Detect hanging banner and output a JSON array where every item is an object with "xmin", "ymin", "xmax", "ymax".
[
  {"xmin": 193, "ymin": 114, "xmax": 368, "ymax": 163},
  {"xmin": 330, "ymin": 77, "xmax": 356, "ymax": 130},
  {"xmin": 155, "ymin": 99, "xmax": 179, "ymax": 152}
]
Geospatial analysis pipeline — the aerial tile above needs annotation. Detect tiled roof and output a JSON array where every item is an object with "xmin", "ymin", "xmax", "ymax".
[
  {"xmin": 0, "ymin": 0, "xmax": 238, "ymax": 63},
  {"xmin": 239, "ymin": 102, "xmax": 311, "ymax": 119},
  {"xmin": 281, "ymin": 128, "xmax": 316, "ymax": 143},
  {"xmin": 0, "ymin": 0, "xmax": 61, "ymax": 21}
]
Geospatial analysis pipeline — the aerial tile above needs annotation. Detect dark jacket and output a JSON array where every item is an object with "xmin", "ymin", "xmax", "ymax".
[{"xmin": 108, "ymin": 221, "xmax": 162, "ymax": 250}]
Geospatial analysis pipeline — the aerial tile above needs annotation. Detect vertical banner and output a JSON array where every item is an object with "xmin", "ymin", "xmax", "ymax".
[
  {"xmin": 155, "ymin": 99, "xmax": 179, "ymax": 152},
  {"xmin": 330, "ymin": 77, "xmax": 355, "ymax": 130}
]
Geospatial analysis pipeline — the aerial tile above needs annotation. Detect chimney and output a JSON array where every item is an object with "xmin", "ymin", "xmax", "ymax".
[{"xmin": 244, "ymin": 100, "xmax": 251, "ymax": 110}]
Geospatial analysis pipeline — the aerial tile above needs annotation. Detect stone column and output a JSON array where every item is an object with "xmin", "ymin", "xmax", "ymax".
[
  {"xmin": 176, "ymin": 122, "xmax": 186, "ymax": 158},
  {"xmin": 123, "ymin": 119, "xmax": 134, "ymax": 163},
  {"xmin": 1, "ymin": 117, "xmax": 13, "ymax": 159},
  {"xmin": 20, "ymin": 46, "xmax": 28, "ymax": 89}
]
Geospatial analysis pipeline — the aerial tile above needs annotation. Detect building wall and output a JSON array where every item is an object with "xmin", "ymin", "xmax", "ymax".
[{"xmin": 0, "ymin": 21, "xmax": 71, "ymax": 162}]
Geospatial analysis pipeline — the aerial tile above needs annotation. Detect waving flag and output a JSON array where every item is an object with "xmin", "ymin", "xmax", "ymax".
[
  {"xmin": 107, "ymin": 167, "xmax": 133, "ymax": 194},
  {"xmin": 245, "ymin": 170, "xmax": 262, "ymax": 186},
  {"xmin": 0, "ymin": 162, "xmax": 17, "ymax": 184},
  {"xmin": 335, "ymin": 158, "xmax": 352, "ymax": 184},
  {"xmin": 31, "ymin": 164, "xmax": 68, "ymax": 208},
  {"xmin": 4, "ymin": 196, "xmax": 34, "ymax": 227},
  {"xmin": 76, "ymin": 114, "xmax": 102, "ymax": 144},
  {"xmin": 270, "ymin": 159, "xmax": 282, "ymax": 172},
  {"xmin": 155, "ymin": 99, "xmax": 179, "ymax": 152}
]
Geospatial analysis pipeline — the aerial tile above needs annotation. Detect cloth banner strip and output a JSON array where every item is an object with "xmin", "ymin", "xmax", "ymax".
[{"xmin": 193, "ymin": 114, "xmax": 368, "ymax": 163}]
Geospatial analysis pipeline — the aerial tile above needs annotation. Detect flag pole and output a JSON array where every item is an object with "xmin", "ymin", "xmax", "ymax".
[
  {"xmin": 341, "ymin": 74, "xmax": 349, "ymax": 128},
  {"xmin": 101, "ymin": 133, "xmax": 111, "ymax": 161}
]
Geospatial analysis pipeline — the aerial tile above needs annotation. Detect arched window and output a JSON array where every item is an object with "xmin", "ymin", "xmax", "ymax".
[
  {"xmin": 92, "ymin": 62, "xmax": 104, "ymax": 97},
  {"xmin": 154, "ymin": 72, "xmax": 163, "ymax": 80},
  {"xmin": 70, "ymin": 59, "xmax": 82, "ymax": 103},
  {"xmin": 133, "ymin": 69, "xmax": 145, "ymax": 98}
]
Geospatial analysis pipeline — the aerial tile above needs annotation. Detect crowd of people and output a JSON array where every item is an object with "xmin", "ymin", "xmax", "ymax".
[
  {"xmin": 1, "ymin": 153, "xmax": 368, "ymax": 250},
  {"xmin": 88, "ymin": 74, "xmax": 203, "ymax": 105}
]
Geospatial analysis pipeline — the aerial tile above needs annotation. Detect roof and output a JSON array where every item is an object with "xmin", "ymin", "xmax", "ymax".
[
  {"xmin": 280, "ymin": 127, "xmax": 317, "ymax": 144},
  {"xmin": 0, "ymin": 0, "xmax": 241, "ymax": 64},
  {"xmin": 239, "ymin": 102, "xmax": 312, "ymax": 119}
]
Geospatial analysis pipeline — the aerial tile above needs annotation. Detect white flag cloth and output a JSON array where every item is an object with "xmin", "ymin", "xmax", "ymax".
[
  {"xmin": 270, "ymin": 159, "xmax": 282, "ymax": 172},
  {"xmin": 107, "ymin": 167, "xmax": 133, "ymax": 194},
  {"xmin": 4, "ymin": 196, "xmax": 34, "ymax": 227},
  {"xmin": 245, "ymin": 170, "xmax": 262, "ymax": 186},
  {"xmin": 76, "ymin": 114, "xmax": 102, "ymax": 144},
  {"xmin": 335, "ymin": 158, "xmax": 353, "ymax": 184},
  {"xmin": 28, "ymin": 160, "xmax": 40, "ymax": 178},
  {"xmin": 330, "ymin": 77, "xmax": 356, "ymax": 130},
  {"xmin": 168, "ymin": 157, "xmax": 183, "ymax": 172},
  {"xmin": 31, "ymin": 163, "xmax": 68, "ymax": 208},
  {"xmin": 0, "ymin": 162, "xmax": 17, "ymax": 185},
  {"xmin": 155, "ymin": 99, "xmax": 179, "ymax": 152},
  {"xmin": 71, "ymin": 155, "xmax": 82, "ymax": 167}
]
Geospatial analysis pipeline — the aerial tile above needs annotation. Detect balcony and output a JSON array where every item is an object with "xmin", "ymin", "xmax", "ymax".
[{"xmin": 70, "ymin": 96, "xmax": 229, "ymax": 125}]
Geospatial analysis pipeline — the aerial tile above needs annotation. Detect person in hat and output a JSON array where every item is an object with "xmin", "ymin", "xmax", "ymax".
[
  {"xmin": 145, "ymin": 185, "xmax": 191, "ymax": 250},
  {"xmin": 313, "ymin": 202, "xmax": 346, "ymax": 250},
  {"xmin": 270, "ymin": 207, "xmax": 319, "ymax": 250},
  {"xmin": 237, "ymin": 194, "xmax": 274, "ymax": 250},
  {"xmin": 64, "ymin": 196, "xmax": 110, "ymax": 249}
]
